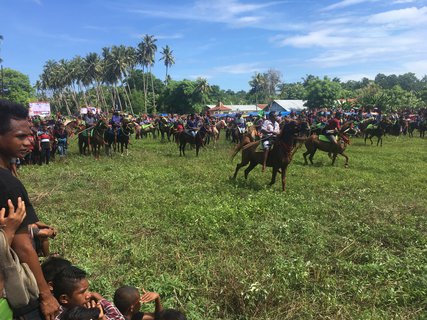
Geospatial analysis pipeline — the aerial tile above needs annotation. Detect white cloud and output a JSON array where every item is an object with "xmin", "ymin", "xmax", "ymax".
[
  {"xmin": 214, "ymin": 63, "xmax": 264, "ymax": 74},
  {"xmin": 323, "ymin": 0, "xmax": 379, "ymax": 11},
  {"xmin": 393, "ymin": 0, "xmax": 416, "ymax": 3},
  {"xmin": 128, "ymin": 0, "xmax": 282, "ymax": 29},
  {"xmin": 367, "ymin": 6, "xmax": 427, "ymax": 27}
]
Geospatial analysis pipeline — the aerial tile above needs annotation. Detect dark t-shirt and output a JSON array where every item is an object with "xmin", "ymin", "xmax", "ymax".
[
  {"xmin": 0, "ymin": 167, "xmax": 39, "ymax": 231},
  {"xmin": 131, "ymin": 312, "xmax": 145, "ymax": 320}
]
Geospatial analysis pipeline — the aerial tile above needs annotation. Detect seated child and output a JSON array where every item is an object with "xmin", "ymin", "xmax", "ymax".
[
  {"xmin": 113, "ymin": 286, "xmax": 162, "ymax": 320},
  {"xmin": 60, "ymin": 304, "xmax": 105, "ymax": 320},
  {"xmin": 41, "ymin": 256, "xmax": 72, "ymax": 291},
  {"xmin": 52, "ymin": 265, "xmax": 124, "ymax": 320}
]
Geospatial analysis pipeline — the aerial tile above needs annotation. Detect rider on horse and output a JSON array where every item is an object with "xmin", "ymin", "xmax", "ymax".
[
  {"xmin": 186, "ymin": 114, "xmax": 198, "ymax": 137},
  {"xmin": 234, "ymin": 113, "xmax": 246, "ymax": 134},
  {"xmin": 322, "ymin": 112, "xmax": 341, "ymax": 147},
  {"xmin": 261, "ymin": 111, "xmax": 280, "ymax": 172}
]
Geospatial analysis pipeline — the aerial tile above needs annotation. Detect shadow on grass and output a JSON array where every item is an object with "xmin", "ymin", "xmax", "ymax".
[{"xmin": 226, "ymin": 175, "xmax": 266, "ymax": 191}]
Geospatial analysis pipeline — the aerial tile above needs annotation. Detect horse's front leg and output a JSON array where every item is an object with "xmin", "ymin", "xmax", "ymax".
[
  {"xmin": 269, "ymin": 167, "xmax": 278, "ymax": 186},
  {"xmin": 331, "ymin": 153, "xmax": 338, "ymax": 165},
  {"xmin": 280, "ymin": 164, "xmax": 289, "ymax": 192},
  {"xmin": 341, "ymin": 152, "xmax": 349, "ymax": 168}
]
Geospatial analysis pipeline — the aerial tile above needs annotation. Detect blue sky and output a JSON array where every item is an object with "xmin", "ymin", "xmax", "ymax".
[{"xmin": 1, "ymin": 0, "xmax": 427, "ymax": 91}]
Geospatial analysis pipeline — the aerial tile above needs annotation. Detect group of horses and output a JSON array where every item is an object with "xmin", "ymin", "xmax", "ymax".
[
  {"xmin": 65, "ymin": 118, "xmax": 134, "ymax": 159},
  {"xmin": 231, "ymin": 120, "xmax": 353, "ymax": 192}
]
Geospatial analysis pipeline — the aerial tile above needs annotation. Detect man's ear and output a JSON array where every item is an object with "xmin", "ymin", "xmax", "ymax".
[
  {"xmin": 47, "ymin": 281, "xmax": 54, "ymax": 292},
  {"xmin": 59, "ymin": 294, "xmax": 69, "ymax": 305}
]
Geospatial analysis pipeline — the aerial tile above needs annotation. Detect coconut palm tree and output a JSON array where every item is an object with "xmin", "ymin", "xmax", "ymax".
[
  {"xmin": 159, "ymin": 45, "xmax": 175, "ymax": 83},
  {"xmin": 140, "ymin": 34, "xmax": 157, "ymax": 113},
  {"xmin": 194, "ymin": 77, "xmax": 211, "ymax": 106}
]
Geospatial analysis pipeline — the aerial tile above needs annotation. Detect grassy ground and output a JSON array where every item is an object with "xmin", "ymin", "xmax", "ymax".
[{"xmin": 19, "ymin": 134, "xmax": 427, "ymax": 319}]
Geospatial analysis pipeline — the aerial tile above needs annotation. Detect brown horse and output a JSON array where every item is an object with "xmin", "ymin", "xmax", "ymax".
[
  {"xmin": 178, "ymin": 128, "xmax": 208, "ymax": 156},
  {"xmin": 64, "ymin": 119, "xmax": 80, "ymax": 138},
  {"xmin": 303, "ymin": 131, "xmax": 350, "ymax": 167},
  {"xmin": 90, "ymin": 119, "xmax": 108, "ymax": 160},
  {"xmin": 231, "ymin": 122, "xmax": 301, "ymax": 192}
]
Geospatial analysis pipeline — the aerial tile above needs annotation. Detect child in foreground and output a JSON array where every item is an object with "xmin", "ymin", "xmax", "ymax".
[
  {"xmin": 113, "ymin": 285, "xmax": 186, "ymax": 320},
  {"xmin": 114, "ymin": 286, "xmax": 162, "ymax": 320}
]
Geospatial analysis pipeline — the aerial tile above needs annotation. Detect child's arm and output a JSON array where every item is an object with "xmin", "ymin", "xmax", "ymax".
[
  {"xmin": 0, "ymin": 198, "xmax": 26, "ymax": 245},
  {"xmin": 140, "ymin": 290, "xmax": 163, "ymax": 319}
]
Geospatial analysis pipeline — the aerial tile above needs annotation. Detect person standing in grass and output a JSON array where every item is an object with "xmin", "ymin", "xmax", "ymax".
[{"xmin": 0, "ymin": 99, "xmax": 60, "ymax": 320}]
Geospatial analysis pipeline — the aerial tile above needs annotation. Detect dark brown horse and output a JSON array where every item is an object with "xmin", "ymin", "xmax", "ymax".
[
  {"xmin": 364, "ymin": 121, "xmax": 388, "ymax": 146},
  {"xmin": 178, "ymin": 128, "xmax": 208, "ymax": 156},
  {"xmin": 303, "ymin": 131, "xmax": 350, "ymax": 167},
  {"xmin": 231, "ymin": 122, "xmax": 301, "ymax": 192},
  {"xmin": 90, "ymin": 119, "xmax": 108, "ymax": 160}
]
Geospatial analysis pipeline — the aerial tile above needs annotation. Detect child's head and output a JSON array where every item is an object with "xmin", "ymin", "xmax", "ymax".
[
  {"xmin": 41, "ymin": 256, "xmax": 72, "ymax": 291},
  {"xmin": 52, "ymin": 265, "xmax": 91, "ymax": 307},
  {"xmin": 156, "ymin": 309, "xmax": 187, "ymax": 320},
  {"xmin": 113, "ymin": 285, "xmax": 141, "ymax": 317},
  {"xmin": 61, "ymin": 306, "xmax": 102, "ymax": 320}
]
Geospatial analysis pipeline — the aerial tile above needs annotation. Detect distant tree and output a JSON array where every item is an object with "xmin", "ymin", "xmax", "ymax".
[
  {"xmin": 2, "ymin": 68, "xmax": 35, "ymax": 105},
  {"xmin": 159, "ymin": 45, "xmax": 175, "ymax": 83},
  {"xmin": 249, "ymin": 72, "xmax": 267, "ymax": 104},
  {"xmin": 278, "ymin": 82, "xmax": 306, "ymax": 100},
  {"xmin": 304, "ymin": 76, "xmax": 341, "ymax": 109},
  {"xmin": 397, "ymin": 72, "xmax": 419, "ymax": 91},
  {"xmin": 265, "ymin": 68, "xmax": 282, "ymax": 97}
]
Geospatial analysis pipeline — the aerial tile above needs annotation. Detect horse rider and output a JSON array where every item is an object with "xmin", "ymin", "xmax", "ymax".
[
  {"xmin": 261, "ymin": 111, "xmax": 280, "ymax": 172},
  {"xmin": 234, "ymin": 113, "xmax": 246, "ymax": 134},
  {"xmin": 84, "ymin": 110, "xmax": 96, "ymax": 128},
  {"xmin": 322, "ymin": 112, "xmax": 341, "ymax": 147},
  {"xmin": 186, "ymin": 114, "xmax": 199, "ymax": 137}
]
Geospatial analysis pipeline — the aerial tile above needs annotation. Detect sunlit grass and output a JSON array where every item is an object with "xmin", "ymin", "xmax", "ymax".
[{"xmin": 20, "ymin": 134, "xmax": 427, "ymax": 319}]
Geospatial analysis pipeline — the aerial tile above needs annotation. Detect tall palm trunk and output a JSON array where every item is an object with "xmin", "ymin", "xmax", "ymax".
[
  {"xmin": 149, "ymin": 67, "xmax": 156, "ymax": 113},
  {"xmin": 114, "ymin": 83, "xmax": 123, "ymax": 111},
  {"xmin": 142, "ymin": 66, "xmax": 148, "ymax": 114}
]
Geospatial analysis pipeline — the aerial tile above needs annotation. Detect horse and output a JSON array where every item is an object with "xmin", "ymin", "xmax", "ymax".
[
  {"xmin": 231, "ymin": 122, "xmax": 301, "ymax": 192},
  {"xmin": 158, "ymin": 118, "xmax": 174, "ymax": 142},
  {"xmin": 178, "ymin": 128, "xmax": 208, "ymax": 157},
  {"xmin": 77, "ymin": 124, "xmax": 90, "ymax": 155},
  {"xmin": 364, "ymin": 121, "xmax": 388, "ymax": 146},
  {"xmin": 64, "ymin": 119, "xmax": 80, "ymax": 138},
  {"xmin": 303, "ymin": 130, "xmax": 350, "ymax": 167},
  {"xmin": 117, "ymin": 122, "xmax": 134, "ymax": 155},
  {"xmin": 418, "ymin": 119, "xmax": 427, "ymax": 138},
  {"xmin": 140, "ymin": 123, "xmax": 157, "ymax": 139},
  {"xmin": 90, "ymin": 119, "xmax": 108, "ymax": 160}
]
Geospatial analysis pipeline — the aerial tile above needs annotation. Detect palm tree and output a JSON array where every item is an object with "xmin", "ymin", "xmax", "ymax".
[
  {"xmin": 159, "ymin": 45, "xmax": 175, "ymax": 83},
  {"xmin": 141, "ymin": 34, "xmax": 157, "ymax": 113},
  {"xmin": 249, "ymin": 73, "xmax": 267, "ymax": 106},
  {"xmin": 194, "ymin": 77, "xmax": 211, "ymax": 105}
]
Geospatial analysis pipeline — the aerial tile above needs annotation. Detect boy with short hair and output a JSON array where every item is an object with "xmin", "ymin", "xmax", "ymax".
[
  {"xmin": 113, "ymin": 286, "xmax": 163, "ymax": 320},
  {"xmin": 52, "ymin": 265, "xmax": 125, "ymax": 320}
]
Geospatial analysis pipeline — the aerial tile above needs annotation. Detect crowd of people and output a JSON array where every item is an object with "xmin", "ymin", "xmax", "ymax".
[
  {"xmin": 0, "ymin": 99, "xmax": 186, "ymax": 320},
  {"xmin": 13, "ymin": 104, "xmax": 427, "ymax": 167}
]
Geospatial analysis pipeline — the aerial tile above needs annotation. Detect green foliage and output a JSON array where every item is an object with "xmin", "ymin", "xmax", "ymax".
[
  {"xmin": 304, "ymin": 76, "xmax": 342, "ymax": 109},
  {"xmin": 20, "ymin": 135, "xmax": 427, "ymax": 319},
  {"xmin": 1, "ymin": 68, "xmax": 34, "ymax": 104}
]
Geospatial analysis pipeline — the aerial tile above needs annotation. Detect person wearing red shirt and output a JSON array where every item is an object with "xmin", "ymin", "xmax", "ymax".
[{"xmin": 322, "ymin": 113, "xmax": 341, "ymax": 146}]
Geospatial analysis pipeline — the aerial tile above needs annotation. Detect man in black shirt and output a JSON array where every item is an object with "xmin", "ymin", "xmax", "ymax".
[{"xmin": 0, "ymin": 99, "xmax": 60, "ymax": 319}]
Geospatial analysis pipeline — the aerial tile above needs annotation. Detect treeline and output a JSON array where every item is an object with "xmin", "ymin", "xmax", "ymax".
[{"xmin": 2, "ymin": 50, "xmax": 427, "ymax": 113}]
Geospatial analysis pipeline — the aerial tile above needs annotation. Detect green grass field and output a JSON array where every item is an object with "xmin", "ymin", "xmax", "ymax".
[{"xmin": 20, "ymin": 134, "xmax": 427, "ymax": 319}]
